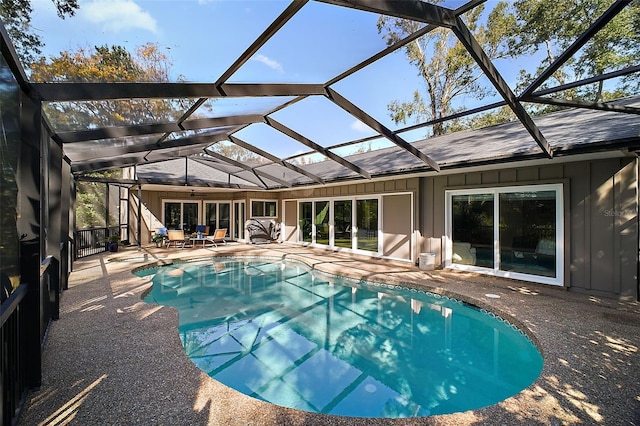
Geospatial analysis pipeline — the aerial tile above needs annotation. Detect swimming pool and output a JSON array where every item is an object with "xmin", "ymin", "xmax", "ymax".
[{"xmin": 142, "ymin": 257, "xmax": 543, "ymax": 418}]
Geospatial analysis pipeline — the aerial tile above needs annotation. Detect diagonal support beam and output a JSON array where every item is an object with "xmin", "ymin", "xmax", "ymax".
[
  {"xmin": 521, "ymin": 0, "xmax": 632, "ymax": 98},
  {"xmin": 197, "ymin": 153, "xmax": 269, "ymax": 189},
  {"xmin": 325, "ymin": 87, "xmax": 441, "ymax": 171},
  {"xmin": 215, "ymin": 0, "xmax": 309, "ymax": 85},
  {"xmin": 451, "ymin": 17, "xmax": 553, "ymax": 158},
  {"xmin": 32, "ymin": 82, "xmax": 324, "ymax": 102},
  {"xmin": 529, "ymin": 64, "xmax": 640, "ymax": 98},
  {"xmin": 56, "ymin": 115, "xmax": 262, "ymax": 143},
  {"xmin": 525, "ymin": 96, "xmax": 640, "ymax": 115},
  {"xmin": 316, "ymin": 0, "xmax": 456, "ymax": 27},
  {"xmin": 229, "ymin": 135, "xmax": 325, "ymax": 184},
  {"xmin": 327, "ymin": 0, "xmax": 489, "ymax": 87},
  {"xmin": 192, "ymin": 155, "xmax": 271, "ymax": 189},
  {"xmin": 265, "ymin": 117, "xmax": 372, "ymax": 179},
  {"xmin": 201, "ymin": 149, "xmax": 293, "ymax": 188}
]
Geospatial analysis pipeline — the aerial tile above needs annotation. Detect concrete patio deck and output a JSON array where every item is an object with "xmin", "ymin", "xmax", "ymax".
[{"xmin": 18, "ymin": 243, "xmax": 640, "ymax": 425}]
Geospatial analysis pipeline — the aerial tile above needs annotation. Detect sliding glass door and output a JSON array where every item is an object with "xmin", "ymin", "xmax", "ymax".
[
  {"xmin": 334, "ymin": 200, "xmax": 352, "ymax": 249},
  {"xmin": 296, "ymin": 198, "xmax": 380, "ymax": 253},
  {"xmin": 164, "ymin": 201, "xmax": 198, "ymax": 233},
  {"xmin": 499, "ymin": 191, "xmax": 557, "ymax": 277},
  {"xmin": 164, "ymin": 202, "xmax": 181, "ymax": 230},
  {"xmin": 447, "ymin": 185, "xmax": 563, "ymax": 285},
  {"xmin": 315, "ymin": 201, "xmax": 329, "ymax": 246},
  {"xmin": 299, "ymin": 202, "xmax": 312, "ymax": 243},
  {"xmin": 451, "ymin": 193, "xmax": 494, "ymax": 268},
  {"xmin": 356, "ymin": 199, "xmax": 378, "ymax": 252},
  {"xmin": 205, "ymin": 202, "xmax": 231, "ymax": 235}
]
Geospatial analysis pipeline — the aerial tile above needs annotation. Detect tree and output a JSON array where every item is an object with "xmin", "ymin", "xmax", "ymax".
[
  {"xmin": 508, "ymin": 0, "xmax": 640, "ymax": 101},
  {"xmin": 30, "ymin": 43, "xmax": 189, "ymax": 131},
  {"xmin": 0, "ymin": 0, "xmax": 79, "ymax": 65},
  {"xmin": 29, "ymin": 43, "xmax": 188, "ymax": 229},
  {"xmin": 379, "ymin": 1, "xmax": 639, "ymax": 134},
  {"xmin": 377, "ymin": 2, "xmax": 513, "ymax": 136}
]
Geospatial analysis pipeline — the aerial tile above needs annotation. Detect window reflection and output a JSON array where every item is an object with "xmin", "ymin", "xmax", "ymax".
[
  {"xmin": 451, "ymin": 194, "xmax": 494, "ymax": 267},
  {"xmin": 299, "ymin": 201, "xmax": 312, "ymax": 243},
  {"xmin": 0, "ymin": 55, "xmax": 21, "ymax": 301},
  {"xmin": 449, "ymin": 187, "xmax": 560, "ymax": 282},
  {"xmin": 334, "ymin": 200, "xmax": 352, "ymax": 249},
  {"xmin": 356, "ymin": 199, "xmax": 378, "ymax": 252},
  {"xmin": 499, "ymin": 191, "xmax": 556, "ymax": 277},
  {"xmin": 315, "ymin": 201, "xmax": 329, "ymax": 245}
]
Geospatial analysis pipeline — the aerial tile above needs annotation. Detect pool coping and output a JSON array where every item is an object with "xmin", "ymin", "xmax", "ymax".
[{"xmin": 17, "ymin": 243, "xmax": 640, "ymax": 425}]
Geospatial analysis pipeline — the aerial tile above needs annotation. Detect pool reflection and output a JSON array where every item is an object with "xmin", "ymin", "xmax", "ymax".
[{"xmin": 143, "ymin": 258, "xmax": 542, "ymax": 418}]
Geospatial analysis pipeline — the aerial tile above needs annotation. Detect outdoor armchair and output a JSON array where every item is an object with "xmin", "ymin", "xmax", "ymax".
[
  {"xmin": 206, "ymin": 228, "xmax": 227, "ymax": 247},
  {"xmin": 166, "ymin": 229, "xmax": 188, "ymax": 248}
]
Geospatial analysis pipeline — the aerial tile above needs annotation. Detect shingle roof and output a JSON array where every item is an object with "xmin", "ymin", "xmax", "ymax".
[{"xmin": 136, "ymin": 97, "xmax": 640, "ymax": 189}]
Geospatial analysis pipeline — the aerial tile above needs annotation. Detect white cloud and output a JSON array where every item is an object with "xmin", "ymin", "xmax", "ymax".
[
  {"xmin": 81, "ymin": 0, "xmax": 158, "ymax": 34},
  {"xmin": 351, "ymin": 120, "xmax": 371, "ymax": 133},
  {"xmin": 251, "ymin": 54, "xmax": 284, "ymax": 73}
]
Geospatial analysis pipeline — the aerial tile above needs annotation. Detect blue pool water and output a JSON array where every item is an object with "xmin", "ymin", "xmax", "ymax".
[{"xmin": 142, "ymin": 257, "xmax": 543, "ymax": 418}]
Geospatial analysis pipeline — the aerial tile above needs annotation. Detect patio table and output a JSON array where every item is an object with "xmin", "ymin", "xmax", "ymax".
[{"xmin": 190, "ymin": 237, "xmax": 214, "ymax": 248}]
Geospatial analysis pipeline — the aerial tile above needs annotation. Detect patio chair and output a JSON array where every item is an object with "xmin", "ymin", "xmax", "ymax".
[
  {"xmin": 206, "ymin": 228, "xmax": 227, "ymax": 247},
  {"xmin": 166, "ymin": 229, "xmax": 188, "ymax": 248}
]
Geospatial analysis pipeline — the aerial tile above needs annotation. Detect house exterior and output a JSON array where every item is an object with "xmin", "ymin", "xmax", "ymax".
[{"xmin": 135, "ymin": 99, "xmax": 640, "ymax": 301}]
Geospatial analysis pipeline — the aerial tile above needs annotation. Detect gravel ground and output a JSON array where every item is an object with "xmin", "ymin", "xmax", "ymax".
[{"xmin": 18, "ymin": 243, "xmax": 640, "ymax": 426}]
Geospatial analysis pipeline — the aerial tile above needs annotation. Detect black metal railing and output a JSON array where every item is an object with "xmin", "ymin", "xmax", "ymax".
[
  {"xmin": 1, "ymin": 283, "xmax": 28, "ymax": 426},
  {"xmin": 74, "ymin": 227, "xmax": 119, "ymax": 259},
  {"xmin": 1, "ymin": 255, "xmax": 59, "ymax": 426}
]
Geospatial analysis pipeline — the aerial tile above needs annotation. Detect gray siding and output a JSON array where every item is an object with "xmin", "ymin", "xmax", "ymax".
[
  {"xmin": 382, "ymin": 194, "xmax": 412, "ymax": 260},
  {"xmin": 421, "ymin": 158, "xmax": 638, "ymax": 300}
]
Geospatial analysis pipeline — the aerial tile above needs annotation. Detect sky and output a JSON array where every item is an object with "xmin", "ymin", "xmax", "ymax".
[{"xmin": 28, "ymin": 0, "xmax": 542, "ymax": 159}]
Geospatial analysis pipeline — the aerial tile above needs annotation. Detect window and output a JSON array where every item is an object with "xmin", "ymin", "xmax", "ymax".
[
  {"xmin": 251, "ymin": 200, "xmax": 277, "ymax": 217},
  {"xmin": 446, "ymin": 184, "xmax": 563, "ymax": 286}
]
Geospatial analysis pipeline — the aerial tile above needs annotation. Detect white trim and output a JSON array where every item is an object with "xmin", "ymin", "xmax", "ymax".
[
  {"xmin": 232, "ymin": 200, "xmax": 246, "ymax": 241},
  {"xmin": 445, "ymin": 183, "xmax": 564, "ymax": 286}
]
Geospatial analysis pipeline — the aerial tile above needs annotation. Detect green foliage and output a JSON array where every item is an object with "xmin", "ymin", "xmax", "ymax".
[
  {"xmin": 31, "ymin": 43, "xmax": 186, "ymax": 132},
  {"xmin": 0, "ymin": 0, "xmax": 78, "ymax": 65},
  {"xmin": 508, "ymin": 0, "xmax": 639, "ymax": 101},
  {"xmin": 380, "ymin": 1, "xmax": 638, "ymax": 134},
  {"xmin": 75, "ymin": 181, "xmax": 106, "ymax": 229},
  {"xmin": 377, "ymin": 2, "xmax": 512, "ymax": 136},
  {"xmin": 0, "ymin": 63, "xmax": 21, "ymax": 278}
]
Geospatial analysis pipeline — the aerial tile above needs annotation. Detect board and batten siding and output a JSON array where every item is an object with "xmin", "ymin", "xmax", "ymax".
[
  {"xmin": 420, "ymin": 158, "xmax": 638, "ymax": 300},
  {"xmin": 382, "ymin": 194, "xmax": 412, "ymax": 260}
]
